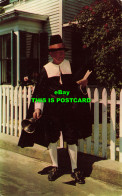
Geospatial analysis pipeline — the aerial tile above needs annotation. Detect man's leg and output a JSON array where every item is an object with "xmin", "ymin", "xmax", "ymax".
[
  {"xmin": 68, "ymin": 143, "xmax": 85, "ymax": 184},
  {"xmin": 48, "ymin": 142, "xmax": 60, "ymax": 181},
  {"xmin": 48, "ymin": 142, "xmax": 58, "ymax": 167},
  {"xmin": 68, "ymin": 144, "xmax": 77, "ymax": 172}
]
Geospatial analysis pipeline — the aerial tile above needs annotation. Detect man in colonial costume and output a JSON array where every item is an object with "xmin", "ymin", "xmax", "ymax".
[{"xmin": 18, "ymin": 34, "xmax": 92, "ymax": 183}]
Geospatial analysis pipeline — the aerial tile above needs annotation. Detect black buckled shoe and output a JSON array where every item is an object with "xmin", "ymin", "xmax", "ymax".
[
  {"xmin": 48, "ymin": 167, "xmax": 61, "ymax": 181},
  {"xmin": 71, "ymin": 168, "xmax": 85, "ymax": 184}
]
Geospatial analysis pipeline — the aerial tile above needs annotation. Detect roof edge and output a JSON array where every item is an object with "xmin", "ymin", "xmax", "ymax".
[{"xmin": 0, "ymin": 9, "xmax": 49, "ymax": 24}]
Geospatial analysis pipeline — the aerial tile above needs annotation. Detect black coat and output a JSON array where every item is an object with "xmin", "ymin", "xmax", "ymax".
[{"xmin": 18, "ymin": 67, "xmax": 92, "ymax": 148}]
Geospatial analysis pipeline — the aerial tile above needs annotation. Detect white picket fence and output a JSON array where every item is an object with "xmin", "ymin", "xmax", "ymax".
[{"xmin": 0, "ymin": 86, "xmax": 122, "ymax": 162}]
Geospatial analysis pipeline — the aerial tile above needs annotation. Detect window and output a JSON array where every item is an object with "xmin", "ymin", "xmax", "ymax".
[
  {"xmin": 20, "ymin": 31, "xmax": 39, "ymax": 82},
  {"xmin": 0, "ymin": 31, "xmax": 48, "ymax": 86},
  {"xmin": 0, "ymin": 34, "xmax": 11, "ymax": 84}
]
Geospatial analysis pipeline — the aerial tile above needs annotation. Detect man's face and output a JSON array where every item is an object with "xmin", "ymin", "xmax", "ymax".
[{"xmin": 49, "ymin": 49, "xmax": 65, "ymax": 65}]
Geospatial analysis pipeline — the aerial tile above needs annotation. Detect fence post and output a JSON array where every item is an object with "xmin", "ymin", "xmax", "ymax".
[
  {"xmin": 11, "ymin": 86, "xmax": 14, "ymax": 136},
  {"xmin": 0, "ymin": 86, "xmax": 2, "ymax": 133},
  {"xmin": 102, "ymin": 88, "xmax": 107, "ymax": 158},
  {"xmin": 86, "ymin": 87, "xmax": 92, "ymax": 154},
  {"xmin": 15, "ymin": 86, "xmax": 18, "ymax": 137},
  {"xmin": 110, "ymin": 88, "xmax": 116, "ymax": 161},
  {"xmin": 94, "ymin": 88, "xmax": 99, "ymax": 156},
  {"xmin": 28, "ymin": 86, "xmax": 32, "ymax": 109},
  {"xmin": 59, "ymin": 131, "xmax": 64, "ymax": 148},
  {"xmin": 23, "ymin": 86, "xmax": 27, "ymax": 119},
  {"xmin": 119, "ymin": 89, "xmax": 122, "ymax": 162},
  {"xmin": 19, "ymin": 86, "xmax": 22, "ymax": 137},
  {"xmin": 7, "ymin": 87, "xmax": 10, "ymax": 135},
  {"xmin": 3, "ymin": 87, "xmax": 6, "ymax": 134}
]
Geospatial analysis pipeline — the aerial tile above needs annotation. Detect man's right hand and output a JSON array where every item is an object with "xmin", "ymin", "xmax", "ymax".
[{"xmin": 33, "ymin": 109, "xmax": 42, "ymax": 119}]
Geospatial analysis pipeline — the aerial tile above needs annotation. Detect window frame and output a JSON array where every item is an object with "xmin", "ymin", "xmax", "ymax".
[{"xmin": 0, "ymin": 33, "xmax": 12, "ymax": 85}]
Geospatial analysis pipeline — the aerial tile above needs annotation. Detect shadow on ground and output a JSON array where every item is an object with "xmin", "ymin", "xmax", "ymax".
[
  {"xmin": 38, "ymin": 148, "xmax": 105, "ymax": 185},
  {"xmin": 58, "ymin": 148, "xmax": 105, "ymax": 177}
]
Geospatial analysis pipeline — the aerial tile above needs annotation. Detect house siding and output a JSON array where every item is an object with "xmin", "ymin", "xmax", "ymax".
[
  {"xmin": 62, "ymin": 0, "xmax": 93, "ymax": 24},
  {"xmin": 4, "ymin": 0, "xmax": 94, "ymax": 63},
  {"xmin": 5, "ymin": 0, "xmax": 61, "ymax": 37},
  {"xmin": 5, "ymin": 0, "xmax": 62, "ymax": 61}
]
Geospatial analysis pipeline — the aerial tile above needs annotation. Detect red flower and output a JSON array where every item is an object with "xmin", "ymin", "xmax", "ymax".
[
  {"xmin": 84, "ymin": 6, "xmax": 89, "ymax": 9},
  {"xmin": 89, "ymin": 7, "xmax": 93, "ymax": 11},
  {"xmin": 104, "ymin": 23, "xmax": 108, "ymax": 28},
  {"xmin": 83, "ymin": 45, "xmax": 87, "ymax": 48},
  {"xmin": 102, "ymin": 45, "xmax": 104, "ymax": 49},
  {"xmin": 106, "ymin": 29, "xmax": 109, "ymax": 33},
  {"xmin": 92, "ymin": 12, "xmax": 95, "ymax": 15}
]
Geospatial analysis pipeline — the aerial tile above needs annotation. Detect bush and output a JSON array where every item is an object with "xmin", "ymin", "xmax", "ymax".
[{"xmin": 71, "ymin": 0, "xmax": 121, "ymax": 92}]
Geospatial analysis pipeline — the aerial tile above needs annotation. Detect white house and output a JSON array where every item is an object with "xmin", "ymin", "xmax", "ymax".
[{"xmin": 0, "ymin": 0, "xmax": 93, "ymax": 86}]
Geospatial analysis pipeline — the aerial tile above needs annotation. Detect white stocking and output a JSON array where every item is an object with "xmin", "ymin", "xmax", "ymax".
[
  {"xmin": 48, "ymin": 142, "xmax": 58, "ymax": 167},
  {"xmin": 68, "ymin": 144, "xmax": 77, "ymax": 172}
]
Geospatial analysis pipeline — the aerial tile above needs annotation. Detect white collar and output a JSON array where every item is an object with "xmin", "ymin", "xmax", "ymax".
[{"xmin": 44, "ymin": 59, "xmax": 72, "ymax": 78}]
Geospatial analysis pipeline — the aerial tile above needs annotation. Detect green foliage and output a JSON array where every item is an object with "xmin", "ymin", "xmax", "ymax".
[{"xmin": 71, "ymin": 0, "xmax": 122, "ymax": 92}]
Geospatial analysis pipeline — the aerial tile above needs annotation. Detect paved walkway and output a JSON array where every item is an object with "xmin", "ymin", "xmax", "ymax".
[{"xmin": 0, "ymin": 148, "xmax": 122, "ymax": 196}]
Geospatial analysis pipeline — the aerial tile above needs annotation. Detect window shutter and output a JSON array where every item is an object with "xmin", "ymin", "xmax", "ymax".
[
  {"xmin": 39, "ymin": 32, "xmax": 48, "ymax": 69},
  {"xmin": 11, "ymin": 31, "xmax": 17, "ymax": 86},
  {"xmin": 11, "ymin": 31, "xmax": 14, "ymax": 86},
  {"xmin": 0, "ymin": 36, "xmax": 1, "ymax": 85}
]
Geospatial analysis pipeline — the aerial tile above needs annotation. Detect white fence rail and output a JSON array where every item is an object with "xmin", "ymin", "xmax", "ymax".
[{"xmin": 0, "ymin": 86, "xmax": 122, "ymax": 162}]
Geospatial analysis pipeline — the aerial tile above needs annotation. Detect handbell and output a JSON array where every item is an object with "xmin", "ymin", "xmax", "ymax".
[{"xmin": 21, "ymin": 118, "xmax": 37, "ymax": 134}]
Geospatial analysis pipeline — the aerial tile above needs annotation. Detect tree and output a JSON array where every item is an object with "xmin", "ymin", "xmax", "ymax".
[{"xmin": 71, "ymin": 0, "xmax": 121, "ymax": 92}]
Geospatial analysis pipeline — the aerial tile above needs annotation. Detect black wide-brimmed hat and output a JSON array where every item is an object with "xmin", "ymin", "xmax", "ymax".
[{"xmin": 48, "ymin": 34, "xmax": 68, "ymax": 52}]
